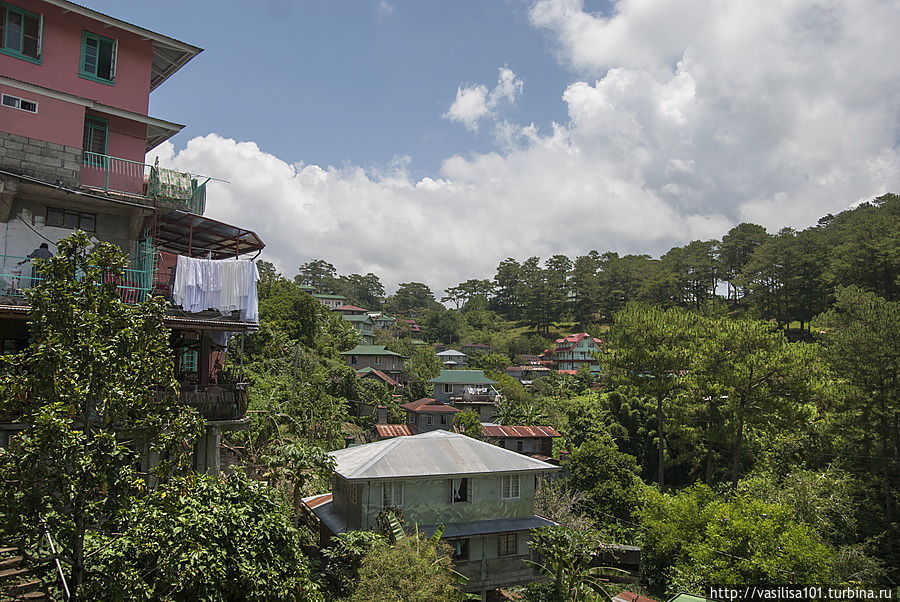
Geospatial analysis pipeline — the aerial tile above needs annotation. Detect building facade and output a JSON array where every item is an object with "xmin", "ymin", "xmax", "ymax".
[
  {"xmin": 0, "ymin": 0, "xmax": 265, "ymax": 475},
  {"xmin": 303, "ymin": 431, "xmax": 558, "ymax": 597},
  {"xmin": 341, "ymin": 344, "xmax": 407, "ymax": 383},
  {"xmin": 429, "ymin": 369, "xmax": 501, "ymax": 421},
  {"xmin": 550, "ymin": 333, "xmax": 603, "ymax": 374}
]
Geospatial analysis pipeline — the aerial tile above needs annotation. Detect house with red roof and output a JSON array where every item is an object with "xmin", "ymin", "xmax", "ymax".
[
  {"xmin": 550, "ymin": 332, "xmax": 602, "ymax": 375},
  {"xmin": 482, "ymin": 424, "xmax": 561, "ymax": 462},
  {"xmin": 400, "ymin": 397, "xmax": 460, "ymax": 432}
]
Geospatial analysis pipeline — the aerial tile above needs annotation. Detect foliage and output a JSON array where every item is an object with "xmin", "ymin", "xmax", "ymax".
[
  {"xmin": 525, "ymin": 526, "xmax": 622, "ymax": 602},
  {"xmin": 453, "ymin": 410, "xmax": 484, "ymax": 441},
  {"xmin": 320, "ymin": 531, "xmax": 387, "ymax": 598},
  {"xmin": 81, "ymin": 474, "xmax": 322, "ymax": 601},
  {"xmin": 638, "ymin": 485, "xmax": 835, "ymax": 593},
  {"xmin": 404, "ymin": 345, "xmax": 442, "ymax": 400},
  {"xmin": 261, "ymin": 442, "xmax": 335, "ymax": 518},
  {"xmin": 350, "ymin": 531, "xmax": 461, "ymax": 601},
  {"xmin": 0, "ymin": 232, "xmax": 201, "ymax": 598},
  {"xmin": 564, "ymin": 432, "xmax": 643, "ymax": 525}
]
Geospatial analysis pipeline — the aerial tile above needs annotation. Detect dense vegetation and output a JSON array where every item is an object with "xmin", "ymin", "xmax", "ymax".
[{"xmin": 0, "ymin": 194, "xmax": 896, "ymax": 599}]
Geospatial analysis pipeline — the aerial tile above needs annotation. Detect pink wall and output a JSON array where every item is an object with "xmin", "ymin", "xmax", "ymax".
[
  {"xmin": 0, "ymin": 0, "xmax": 153, "ymax": 115},
  {"xmin": 0, "ymin": 83, "xmax": 83, "ymax": 147}
]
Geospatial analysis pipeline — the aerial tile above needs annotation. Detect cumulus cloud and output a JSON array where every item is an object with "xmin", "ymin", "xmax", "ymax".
[
  {"xmin": 155, "ymin": 0, "xmax": 900, "ymax": 294},
  {"xmin": 443, "ymin": 67, "xmax": 524, "ymax": 131}
]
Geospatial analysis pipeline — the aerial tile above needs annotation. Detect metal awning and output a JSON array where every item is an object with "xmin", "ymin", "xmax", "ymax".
[
  {"xmin": 419, "ymin": 516, "xmax": 557, "ymax": 539},
  {"xmin": 155, "ymin": 210, "xmax": 265, "ymax": 259}
]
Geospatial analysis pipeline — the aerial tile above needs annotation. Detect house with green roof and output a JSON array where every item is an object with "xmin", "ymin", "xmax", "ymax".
[
  {"xmin": 313, "ymin": 292, "xmax": 350, "ymax": 310},
  {"xmin": 341, "ymin": 345, "xmax": 407, "ymax": 383},
  {"xmin": 342, "ymin": 314, "xmax": 376, "ymax": 344},
  {"xmin": 429, "ymin": 370, "xmax": 501, "ymax": 421}
]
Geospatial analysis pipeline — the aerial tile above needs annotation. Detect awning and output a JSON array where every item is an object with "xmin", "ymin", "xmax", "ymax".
[
  {"xmin": 418, "ymin": 516, "xmax": 557, "ymax": 539},
  {"xmin": 154, "ymin": 210, "xmax": 265, "ymax": 259}
]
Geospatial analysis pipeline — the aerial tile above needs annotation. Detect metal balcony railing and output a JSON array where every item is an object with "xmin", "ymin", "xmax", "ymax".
[
  {"xmin": 180, "ymin": 383, "xmax": 249, "ymax": 421},
  {"xmin": 80, "ymin": 151, "xmax": 220, "ymax": 214},
  {"xmin": 0, "ymin": 254, "xmax": 153, "ymax": 304}
]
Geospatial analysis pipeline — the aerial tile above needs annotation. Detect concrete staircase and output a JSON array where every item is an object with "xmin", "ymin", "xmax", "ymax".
[{"xmin": 0, "ymin": 546, "xmax": 52, "ymax": 601}]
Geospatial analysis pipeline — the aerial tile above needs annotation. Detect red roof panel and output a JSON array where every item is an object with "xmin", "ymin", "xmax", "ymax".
[
  {"xmin": 375, "ymin": 424, "xmax": 419, "ymax": 438},
  {"xmin": 482, "ymin": 425, "xmax": 561, "ymax": 438}
]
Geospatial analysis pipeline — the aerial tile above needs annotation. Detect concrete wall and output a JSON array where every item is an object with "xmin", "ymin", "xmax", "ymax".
[
  {"xmin": 0, "ymin": 195, "xmax": 136, "ymax": 293},
  {"xmin": 407, "ymin": 411, "xmax": 454, "ymax": 432},
  {"xmin": 356, "ymin": 473, "xmax": 540, "ymax": 531},
  {"xmin": 0, "ymin": 131, "xmax": 81, "ymax": 187},
  {"xmin": 346, "ymin": 354, "xmax": 405, "ymax": 373},
  {"xmin": 0, "ymin": 1, "xmax": 154, "ymax": 114}
]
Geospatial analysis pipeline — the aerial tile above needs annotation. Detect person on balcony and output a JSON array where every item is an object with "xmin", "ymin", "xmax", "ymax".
[{"xmin": 17, "ymin": 243, "xmax": 53, "ymax": 287}]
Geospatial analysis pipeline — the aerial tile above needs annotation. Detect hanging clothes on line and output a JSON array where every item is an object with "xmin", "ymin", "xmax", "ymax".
[{"xmin": 172, "ymin": 256, "xmax": 259, "ymax": 322}]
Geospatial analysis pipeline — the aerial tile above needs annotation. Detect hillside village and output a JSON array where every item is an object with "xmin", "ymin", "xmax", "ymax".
[{"xmin": 0, "ymin": 2, "xmax": 898, "ymax": 602}]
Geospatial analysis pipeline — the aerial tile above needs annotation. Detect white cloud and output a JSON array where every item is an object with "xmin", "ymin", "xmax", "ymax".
[
  {"xmin": 155, "ymin": 0, "xmax": 900, "ymax": 294},
  {"xmin": 376, "ymin": 0, "xmax": 394, "ymax": 20},
  {"xmin": 443, "ymin": 66, "xmax": 524, "ymax": 131}
]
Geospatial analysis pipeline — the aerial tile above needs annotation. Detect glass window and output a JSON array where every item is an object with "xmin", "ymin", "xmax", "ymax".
[
  {"xmin": 1, "ymin": 4, "xmax": 41, "ymax": 61},
  {"xmin": 425, "ymin": 414, "xmax": 433, "ymax": 426},
  {"xmin": 501, "ymin": 475, "xmax": 520, "ymax": 500},
  {"xmin": 444, "ymin": 384, "xmax": 452, "ymax": 393},
  {"xmin": 46, "ymin": 208, "xmax": 96, "ymax": 232},
  {"xmin": 381, "ymin": 482, "xmax": 403, "ymax": 507},
  {"xmin": 516, "ymin": 439, "xmax": 524, "ymax": 452},
  {"xmin": 497, "ymin": 533, "xmax": 518, "ymax": 557},
  {"xmin": 450, "ymin": 478, "xmax": 469, "ymax": 503},
  {"xmin": 83, "ymin": 117, "xmax": 108, "ymax": 155},
  {"xmin": 451, "ymin": 539, "xmax": 469, "ymax": 561},
  {"xmin": 80, "ymin": 31, "xmax": 115, "ymax": 82},
  {"xmin": 440, "ymin": 414, "xmax": 447, "ymax": 425}
]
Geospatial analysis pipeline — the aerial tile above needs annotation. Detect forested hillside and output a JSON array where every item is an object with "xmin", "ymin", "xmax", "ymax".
[{"xmin": 233, "ymin": 194, "xmax": 897, "ymax": 596}]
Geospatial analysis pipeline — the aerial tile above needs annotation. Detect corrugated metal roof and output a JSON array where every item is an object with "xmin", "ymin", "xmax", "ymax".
[
  {"xmin": 428, "ymin": 370, "xmax": 497, "ymax": 385},
  {"xmin": 482, "ymin": 425, "xmax": 561, "ymax": 438},
  {"xmin": 302, "ymin": 496, "xmax": 347, "ymax": 535},
  {"xmin": 399, "ymin": 399, "xmax": 459, "ymax": 413},
  {"xmin": 419, "ymin": 516, "xmax": 556, "ymax": 538},
  {"xmin": 358, "ymin": 368, "xmax": 401, "ymax": 387},
  {"xmin": 436, "ymin": 349, "xmax": 466, "ymax": 356},
  {"xmin": 375, "ymin": 424, "xmax": 418, "ymax": 438},
  {"xmin": 341, "ymin": 345, "xmax": 405, "ymax": 357},
  {"xmin": 329, "ymin": 431, "xmax": 559, "ymax": 480}
]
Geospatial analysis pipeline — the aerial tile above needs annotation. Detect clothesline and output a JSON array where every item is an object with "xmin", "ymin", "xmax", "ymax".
[{"xmin": 172, "ymin": 255, "xmax": 259, "ymax": 322}]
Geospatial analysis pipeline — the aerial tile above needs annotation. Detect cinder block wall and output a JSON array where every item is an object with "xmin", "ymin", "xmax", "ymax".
[{"xmin": 0, "ymin": 131, "xmax": 81, "ymax": 188}]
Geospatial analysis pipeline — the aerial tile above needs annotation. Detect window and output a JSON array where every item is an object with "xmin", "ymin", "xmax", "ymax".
[
  {"xmin": 179, "ymin": 349, "xmax": 198, "ymax": 372},
  {"xmin": 407, "ymin": 413, "xmax": 415, "ymax": 425},
  {"xmin": 497, "ymin": 533, "xmax": 518, "ymax": 557},
  {"xmin": 425, "ymin": 414, "xmax": 433, "ymax": 426},
  {"xmin": 443, "ymin": 384, "xmax": 452, "ymax": 394},
  {"xmin": 381, "ymin": 482, "xmax": 403, "ymax": 507},
  {"xmin": 451, "ymin": 538, "xmax": 469, "ymax": 561},
  {"xmin": 374, "ymin": 355, "xmax": 381, "ymax": 365},
  {"xmin": 349, "ymin": 355, "xmax": 358, "ymax": 365},
  {"xmin": 1, "ymin": 93, "xmax": 37, "ymax": 113},
  {"xmin": 516, "ymin": 439, "xmax": 524, "ymax": 452},
  {"xmin": 46, "ymin": 208, "xmax": 96, "ymax": 232},
  {"xmin": 0, "ymin": 3, "xmax": 41, "ymax": 62},
  {"xmin": 83, "ymin": 116, "xmax": 108, "ymax": 155},
  {"xmin": 439, "ymin": 414, "xmax": 447, "ymax": 425},
  {"xmin": 450, "ymin": 478, "xmax": 469, "ymax": 503},
  {"xmin": 80, "ymin": 31, "xmax": 116, "ymax": 83},
  {"xmin": 501, "ymin": 475, "xmax": 520, "ymax": 500}
]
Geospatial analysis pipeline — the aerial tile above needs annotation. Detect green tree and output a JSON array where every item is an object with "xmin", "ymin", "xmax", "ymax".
[
  {"xmin": 0, "ymin": 232, "xmax": 200, "ymax": 600},
  {"xmin": 638, "ymin": 486, "xmax": 835, "ymax": 592},
  {"xmin": 569, "ymin": 251, "xmax": 601, "ymax": 326},
  {"xmin": 295, "ymin": 258, "xmax": 338, "ymax": 290},
  {"xmin": 82, "ymin": 474, "xmax": 322, "ymax": 601},
  {"xmin": 525, "ymin": 526, "xmax": 623, "ymax": 602},
  {"xmin": 564, "ymin": 433, "xmax": 643, "ymax": 524},
  {"xmin": 405, "ymin": 346, "xmax": 442, "ymax": 400},
  {"xmin": 321, "ymin": 531, "xmax": 387, "ymax": 598},
  {"xmin": 491, "ymin": 258, "xmax": 522, "ymax": 319},
  {"xmin": 453, "ymin": 410, "xmax": 484, "ymax": 440},
  {"xmin": 338, "ymin": 272, "xmax": 385, "ymax": 310},
  {"xmin": 350, "ymin": 533, "xmax": 461, "ymax": 602},
  {"xmin": 387, "ymin": 282, "xmax": 438, "ymax": 314},
  {"xmin": 814, "ymin": 286, "xmax": 900, "ymax": 521},
  {"xmin": 718, "ymin": 223, "xmax": 769, "ymax": 301}
]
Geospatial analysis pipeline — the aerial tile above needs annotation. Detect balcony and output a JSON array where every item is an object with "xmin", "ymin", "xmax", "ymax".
[
  {"xmin": 79, "ymin": 152, "xmax": 216, "ymax": 214},
  {"xmin": 455, "ymin": 554, "xmax": 540, "ymax": 591},
  {"xmin": 180, "ymin": 383, "xmax": 249, "ymax": 422},
  {"xmin": 450, "ymin": 387, "xmax": 502, "ymax": 404},
  {"xmin": 0, "ymin": 254, "xmax": 153, "ymax": 306}
]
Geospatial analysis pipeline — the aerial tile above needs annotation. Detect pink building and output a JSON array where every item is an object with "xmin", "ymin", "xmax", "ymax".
[{"xmin": 0, "ymin": 2, "xmax": 266, "ymax": 475}]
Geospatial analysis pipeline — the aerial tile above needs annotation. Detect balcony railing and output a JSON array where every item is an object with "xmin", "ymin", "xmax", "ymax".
[
  {"xmin": 80, "ymin": 152, "xmax": 217, "ymax": 214},
  {"xmin": 180, "ymin": 383, "xmax": 249, "ymax": 421},
  {"xmin": 0, "ymin": 254, "xmax": 153, "ymax": 305}
]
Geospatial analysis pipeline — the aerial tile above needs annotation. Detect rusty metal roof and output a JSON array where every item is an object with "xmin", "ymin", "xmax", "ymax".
[
  {"xmin": 400, "ymin": 398, "xmax": 460, "ymax": 413},
  {"xmin": 374, "ymin": 424, "xmax": 418, "ymax": 438},
  {"xmin": 155, "ymin": 210, "xmax": 265, "ymax": 259},
  {"xmin": 481, "ymin": 425, "xmax": 561, "ymax": 438}
]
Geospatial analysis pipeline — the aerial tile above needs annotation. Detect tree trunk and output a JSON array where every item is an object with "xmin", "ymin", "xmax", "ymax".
[
  {"xmin": 657, "ymin": 396, "xmax": 665, "ymax": 492},
  {"xmin": 731, "ymin": 409, "xmax": 744, "ymax": 490}
]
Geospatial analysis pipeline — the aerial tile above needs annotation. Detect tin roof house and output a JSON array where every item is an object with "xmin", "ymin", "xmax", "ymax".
[{"xmin": 303, "ymin": 431, "xmax": 558, "ymax": 597}]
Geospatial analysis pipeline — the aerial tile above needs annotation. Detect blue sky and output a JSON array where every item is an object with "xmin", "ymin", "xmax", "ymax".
[
  {"xmin": 84, "ymin": 0, "xmax": 900, "ymax": 292},
  {"xmin": 91, "ymin": 0, "xmax": 580, "ymax": 179}
]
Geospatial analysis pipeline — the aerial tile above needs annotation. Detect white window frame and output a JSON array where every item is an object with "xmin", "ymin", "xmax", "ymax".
[
  {"xmin": 444, "ymin": 384, "xmax": 453, "ymax": 394},
  {"xmin": 381, "ymin": 481, "xmax": 404, "ymax": 507},
  {"xmin": 1, "ymin": 93, "xmax": 38, "ymax": 113},
  {"xmin": 501, "ymin": 474, "xmax": 520, "ymax": 500}
]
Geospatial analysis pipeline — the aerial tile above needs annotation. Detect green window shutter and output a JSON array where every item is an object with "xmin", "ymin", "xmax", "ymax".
[{"xmin": 80, "ymin": 31, "xmax": 116, "ymax": 83}]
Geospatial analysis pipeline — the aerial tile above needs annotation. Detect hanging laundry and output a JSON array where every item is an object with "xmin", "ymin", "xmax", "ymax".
[{"xmin": 171, "ymin": 256, "xmax": 258, "ymax": 322}]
